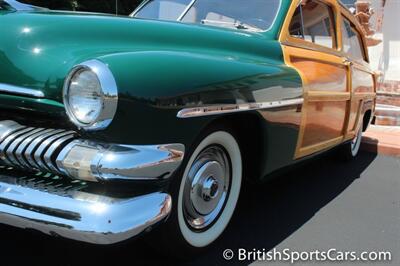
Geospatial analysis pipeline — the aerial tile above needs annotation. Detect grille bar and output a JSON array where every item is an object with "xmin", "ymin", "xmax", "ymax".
[
  {"xmin": 33, "ymin": 131, "xmax": 76, "ymax": 172},
  {"xmin": 0, "ymin": 121, "xmax": 77, "ymax": 176},
  {"xmin": 5, "ymin": 128, "xmax": 46, "ymax": 166},
  {"xmin": 14, "ymin": 128, "xmax": 55, "ymax": 168},
  {"xmin": 0, "ymin": 127, "xmax": 33, "ymax": 162},
  {"xmin": 24, "ymin": 129, "xmax": 65, "ymax": 169}
]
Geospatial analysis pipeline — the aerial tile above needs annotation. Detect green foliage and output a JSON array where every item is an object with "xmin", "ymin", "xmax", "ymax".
[{"xmin": 20, "ymin": 0, "xmax": 143, "ymax": 15}]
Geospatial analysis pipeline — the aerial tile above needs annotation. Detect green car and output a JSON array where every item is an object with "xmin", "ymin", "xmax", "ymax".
[{"xmin": 0, "ymin": 0, "xmax": 375, "ymax": 256}]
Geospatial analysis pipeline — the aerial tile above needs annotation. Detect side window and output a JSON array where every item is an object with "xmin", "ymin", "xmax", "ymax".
[
  {"xmin": 289, "ymin": 0, "xmax": 336, "ymax": 49},
  {"xmin": 341, "ymin": 16, "xmax": 366, "ymax": 62}
]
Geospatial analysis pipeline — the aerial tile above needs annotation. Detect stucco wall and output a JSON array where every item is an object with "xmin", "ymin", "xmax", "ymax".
[{"xmin": 380, "ymin": 0, "xmax": 400, "ymax": 82}]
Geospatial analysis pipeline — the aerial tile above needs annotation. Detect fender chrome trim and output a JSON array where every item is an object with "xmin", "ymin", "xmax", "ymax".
[
  {"xmin": 177, "ymin": 98, "xmax": 304, "ymax": 118},
  {"xmin": 0, "ymin": 83, "xmax": 45, "ymax": 98}
]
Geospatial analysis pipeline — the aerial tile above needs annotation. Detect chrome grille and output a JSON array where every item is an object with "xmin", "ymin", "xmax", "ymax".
[{"xmin": 0, "ymin": 120, "xmax": 77, "ymax": 175}]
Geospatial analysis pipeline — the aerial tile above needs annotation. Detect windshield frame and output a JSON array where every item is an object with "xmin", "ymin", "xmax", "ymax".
[{"xmin": 130, "ymin": 0, "xmax": 283, "ymax": 33}]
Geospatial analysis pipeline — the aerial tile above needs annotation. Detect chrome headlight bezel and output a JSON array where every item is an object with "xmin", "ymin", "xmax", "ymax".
[{"xmin": 63, "ymin": 60, "xmax": 118, "ymax": 131}]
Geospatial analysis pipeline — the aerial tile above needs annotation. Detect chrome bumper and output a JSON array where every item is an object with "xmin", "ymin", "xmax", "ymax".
[
  {"xmin": 0, "ymin": 168, "xmax": 172, "ymax": 244},
  {"xmin": 0, "ymin": 120, "xmax": 185, "ymax": 182}
]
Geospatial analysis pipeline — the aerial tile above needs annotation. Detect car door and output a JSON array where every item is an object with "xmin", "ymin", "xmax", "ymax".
[
  {"xmin": 280, "ymin": 0, "xmax": 351, "ymax": 158},
  {"xmin": 340, "ymin": 12, "xmax": 376, "ymax": 141}
]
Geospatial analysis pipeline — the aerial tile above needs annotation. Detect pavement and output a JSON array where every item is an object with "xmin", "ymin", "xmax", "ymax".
[
  {"xmin": 0, "ymin": 150, "xmax": 398, "ymax": 266},
  {"xmin": 362, "ymin": 125, "xmax": 400, "ymax": 157}
]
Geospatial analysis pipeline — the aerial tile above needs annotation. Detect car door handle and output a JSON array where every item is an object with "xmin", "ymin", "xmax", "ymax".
[{"xmin": 342, "ymin": 59, "xmax": 353, "ymax": 66}]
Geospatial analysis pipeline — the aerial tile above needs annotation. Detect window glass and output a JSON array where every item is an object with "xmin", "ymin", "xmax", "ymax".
[
  {"xmin": 289, "ymin": 0, "xmax": 336, "ymax": 48},
  {"xmin": 341, "ymin": 16, "xmax": 365, "ymax": 61},
  {"xmin": 181, "ymin": 0, "xmax": 281, "ymax": 31},
  {"xmin": 135, "ymin": 0, "xmax": 192, "ymax": 21}
]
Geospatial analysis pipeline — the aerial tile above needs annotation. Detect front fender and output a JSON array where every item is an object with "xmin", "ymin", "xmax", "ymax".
[{"xmin": 91, "ymin": 51, "xmax": 302, "ymax": 146}]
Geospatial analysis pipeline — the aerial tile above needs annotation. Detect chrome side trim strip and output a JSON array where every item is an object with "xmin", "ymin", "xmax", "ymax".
[
  {"xmin": 0, "ymin": 83, "xmax": 45, "ymax": 98},
  {"xmin": 0, "ymin": 173, "xmax": 172, "ymax": 244},
  {"xmin": 177, "ymin": 98, "xmax": 304, "ymax": 118}
]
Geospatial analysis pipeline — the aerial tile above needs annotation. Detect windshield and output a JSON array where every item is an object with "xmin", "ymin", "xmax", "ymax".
[{"xmin": 133, "ymin": 0, "xmax": 282, "ymax": 31}]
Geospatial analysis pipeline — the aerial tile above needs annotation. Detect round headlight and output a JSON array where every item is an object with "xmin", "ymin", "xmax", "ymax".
[
  {"xmin": 68, "ymin": 69, "xmax": 102, "ymax": 124},
  {"xmin": 63, "ymin": 60, "xmax": 118, "ymax": 131}
]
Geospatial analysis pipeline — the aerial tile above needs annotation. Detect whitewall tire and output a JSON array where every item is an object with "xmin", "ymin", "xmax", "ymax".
[
  {"xmin": 340, "ymin": 121, "xmax": 363, "ymax": 160},
  {"xmin": 177, "ymin": 131, "xmax": 242, "ymax": 248},
  {"xmin": 351, "ymin": 126, "xmax": 362, "ymax": 157}
]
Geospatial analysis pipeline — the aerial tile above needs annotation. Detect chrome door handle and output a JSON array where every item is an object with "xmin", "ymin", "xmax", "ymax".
[{"xmin": 342, "ymin": 59, "xmax": 353, "ymax": 66}]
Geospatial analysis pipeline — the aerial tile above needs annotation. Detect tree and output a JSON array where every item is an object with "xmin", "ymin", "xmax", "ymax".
[{"xmin": 20, "ymin": 0, "xmax": 143, "ymax": 15}]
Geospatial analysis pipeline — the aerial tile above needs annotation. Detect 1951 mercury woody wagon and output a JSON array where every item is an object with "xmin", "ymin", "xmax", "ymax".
[{"xmin": 0, "ymin": 0, "xmax": 376, "ymax": 256}]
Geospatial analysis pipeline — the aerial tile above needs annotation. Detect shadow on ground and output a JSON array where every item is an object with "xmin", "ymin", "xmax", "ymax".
[{"xmin": 0, "ymin": 151, "xmax": 377, "ymax": 265}]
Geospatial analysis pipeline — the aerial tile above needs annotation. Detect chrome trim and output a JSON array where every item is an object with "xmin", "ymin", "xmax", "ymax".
[
  {"xmin": 43, "ymin": 134, "xmax": 76, "ymax": 173},
  {"xmin": 0, "ymin": 127, "xmax": 33, "ymax": 163},
  {"xmin": 0, "ymin": 173, "xmax": 172, "ymax": 244},
  {"xmin": 15, "ymin": 128, "xmax": 55, "ymax": 168},
  {"xmin": 5, "ymin": 128, "xmax": 45, "ymax": 167},
  {"xmin": 0, "ymin": 83, "xmax": 45, "ymax": 98},
  {"xmin": 63, "ymin": 60, "xmax": 118, "ymax": 131},
  {"xmin": 0, "ymin": 124, "xmax": 76, "ymax": 175},
  {"xmin": 184, "ymin": 145, "xmax": 230, "ymax": 230},
  {"xmin": 56, "ymin": 140, "xmax": 185, "ymax": 182},
  {"xmin": 177, "ymin": 98, "xmax": 304, "ymax": 118},
  {"xmin": 23, "ymin": 129, "xmax": 65, "ymax": 169},
  {"xmin": 0, "ymin": 120, "xmax": 25, "ymax": 142},
  {"xmin": 177, "ymin": 0, "xmax": 197, "ymax": 21},
  {"xmin": 129, "ymin": 0, "xmax": 150, "ymax": 16},
  {"xmin": 33, "ymin": 131, "xmax": 75, "ymax": 171},
  {"xmin": 0, "ymin": 121, "xmax": 185, "ymax": 183}
]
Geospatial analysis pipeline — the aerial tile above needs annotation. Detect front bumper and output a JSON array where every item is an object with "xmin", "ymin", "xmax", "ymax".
[
  {"xmin": 0, "ymin": 120, "xmax": 185, "ymax": 244},
  {"xmin": 0, "ymin": 120, "xmax": 185, "ymax": 182},
  {"xmin": 0, "ymin": 168, "xmax": 172, "ymax": 244}
]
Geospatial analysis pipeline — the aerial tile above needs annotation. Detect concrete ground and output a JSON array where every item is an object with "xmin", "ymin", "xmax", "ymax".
[{"xmin": 0, "ymin": 151, "xmax": 398, "ymax": 265}]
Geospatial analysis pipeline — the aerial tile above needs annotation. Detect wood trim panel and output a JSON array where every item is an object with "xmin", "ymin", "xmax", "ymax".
[
  {"xmin": 353, "ymin": 92, "xmax": 376, "ymax": 99},
  {"xmin": 280, "ymin": 0, "xmax": 353, "ymax": 159},
  {"xmin": 297, "ymin": 136, "xmax": 344, "ymax": 158},
  {"xmin": 307, "ymin": 91, "xmax": 351, "ymax": 101}
]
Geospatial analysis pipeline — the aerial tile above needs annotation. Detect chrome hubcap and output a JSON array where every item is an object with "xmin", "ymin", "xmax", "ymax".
[
  {"xmin": 183, "ymin": 146, "xmax": 230, "ymax": 230},
  {"xmin": 201, "ymin": 176, "xmax": 219, "ymax": 201}
]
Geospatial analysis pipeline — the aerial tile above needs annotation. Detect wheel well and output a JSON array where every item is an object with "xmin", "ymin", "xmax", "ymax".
[
  {"xmin": 206, "ymin": 113, "xmax": 264, "ymax": 182},
  {"xmin": 362, "ymin": 110, "xmax": 372, "ymax": 132}
]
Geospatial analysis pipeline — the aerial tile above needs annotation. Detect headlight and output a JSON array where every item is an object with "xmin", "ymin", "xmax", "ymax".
[{"xmin": 63, "ymin": 60, "xmax": 118, "ymax": 131}]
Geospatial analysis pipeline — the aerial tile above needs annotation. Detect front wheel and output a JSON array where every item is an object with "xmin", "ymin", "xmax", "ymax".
[{"xmin": 152, "ymin": 129, "xmax": 242, "ymax": 257}]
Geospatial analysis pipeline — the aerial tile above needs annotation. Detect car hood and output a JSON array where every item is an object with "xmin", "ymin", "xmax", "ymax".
[{"xmin": 0, "ymin": 10, "xmax": 278, "ymax": 104}]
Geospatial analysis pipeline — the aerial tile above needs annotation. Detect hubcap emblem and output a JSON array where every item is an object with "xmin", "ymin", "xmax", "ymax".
[{"xmin": 202, "ymin": 176, "xmax": 219, "ymax": 201}]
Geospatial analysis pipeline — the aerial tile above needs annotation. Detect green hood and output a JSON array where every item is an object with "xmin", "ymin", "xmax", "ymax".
[{"xmin": 0, "ymin": 10, "xmax": 282, "ymax": 103}]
